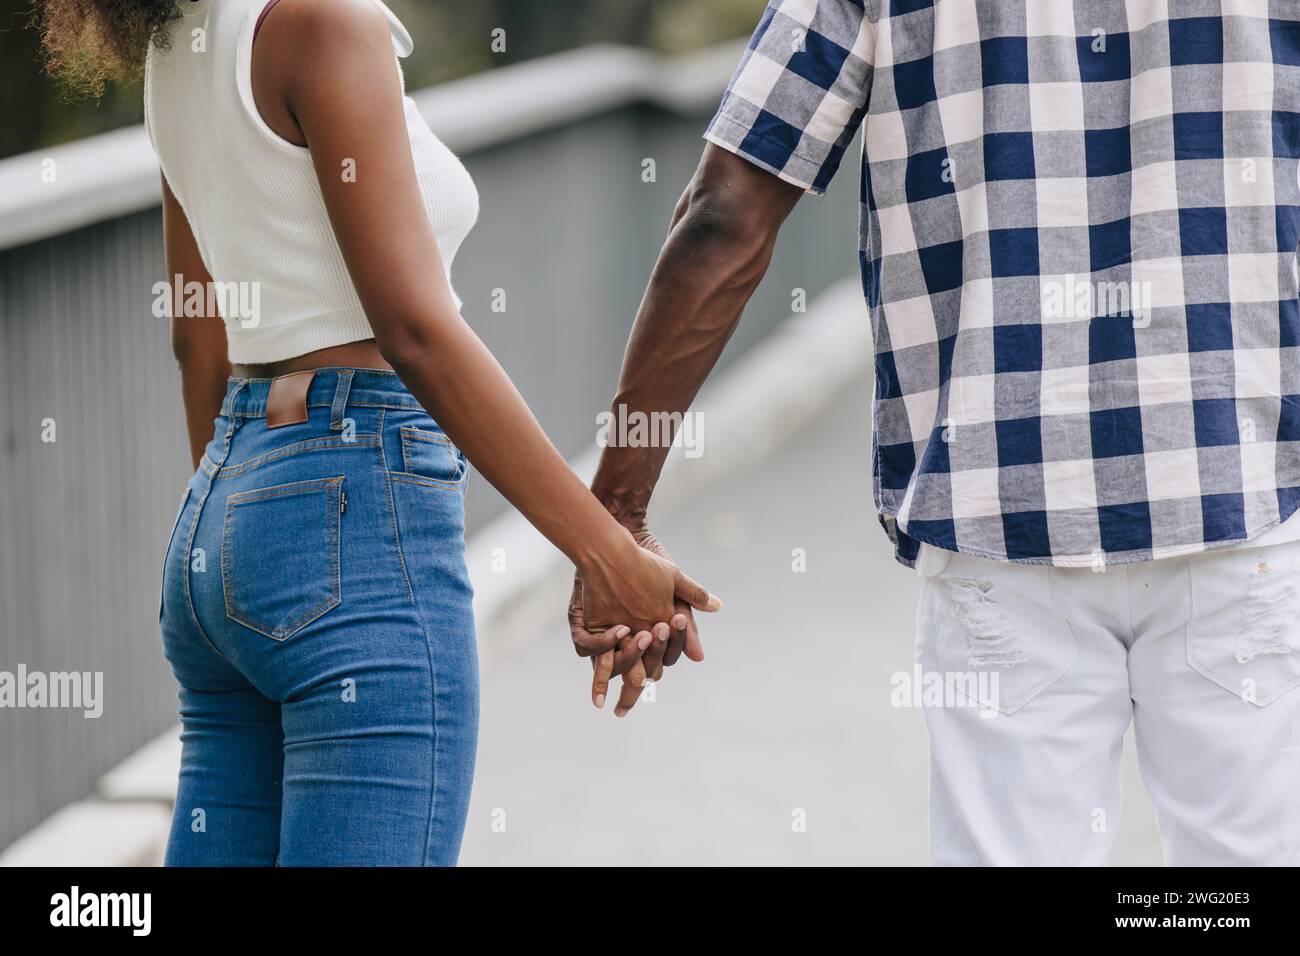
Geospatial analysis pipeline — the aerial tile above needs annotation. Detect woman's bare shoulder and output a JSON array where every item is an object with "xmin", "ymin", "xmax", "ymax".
[{"xmin": 259, "ymin": 0, "xmax": 394, "ymax": 60}]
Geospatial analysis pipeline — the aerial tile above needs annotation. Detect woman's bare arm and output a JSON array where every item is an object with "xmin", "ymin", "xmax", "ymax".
[
  {"xmin": 256, "ymin": 0, "xmax": 718, "ymax": 644},
  {"xmin": 161, "ymin": 175, "xmax": 230, "ymax": 470}
]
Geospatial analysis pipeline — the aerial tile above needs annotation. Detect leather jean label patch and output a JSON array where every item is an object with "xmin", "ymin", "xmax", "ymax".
[{"xmin": 266, "ymin": 370, "xmax": 315, "ymax": 428}]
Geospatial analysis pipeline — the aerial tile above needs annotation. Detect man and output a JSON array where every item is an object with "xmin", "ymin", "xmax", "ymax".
[{"xmin": 571, "ymin": 0, "xmax": 1300, "ymax": 865}]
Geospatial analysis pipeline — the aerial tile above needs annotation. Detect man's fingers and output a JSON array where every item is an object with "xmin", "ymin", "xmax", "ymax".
[
  {"xmin": 663, "ymin": 613, "xmax": 687, "ymax": 668},
  {"xmin": 609, "ymin": 644, "xmax": 643, "ymax": 676},
  {"xmin": 642, "ymin": 621, "xmax": 670, "ymax": 682},
  {"xmin": 664, "ymin": 603, "xmax": 702, "ymax": 666},
  {"xmin": 671, "ymin": 567, "xmax": 722, "ymax": 612},
  {"xmin": 571, "ymin": 621, "xmax": 625, "ymax": 658},
  {"xmin": 569, "ymin": 573, "xmax": 626, "ymax": 657},
  {"xmin": 615, "ymin": 660, "xmax": 648, "ymax": 717},
  {"xmin": 680, "ymin": 606, "xmax": 705, "ymax": 663},
  {"xmin": 570, "ymin": 629, "xmax": 618, "ymax": 657},
  {"xmin": 591, "ymin": 648, "xmax": 614, "ymax": 709}
]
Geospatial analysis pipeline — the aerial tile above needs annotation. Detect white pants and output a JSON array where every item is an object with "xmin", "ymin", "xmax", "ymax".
[{"xmin": 915, "ymin": 539, "xmax": 1300, "ymax": 866}]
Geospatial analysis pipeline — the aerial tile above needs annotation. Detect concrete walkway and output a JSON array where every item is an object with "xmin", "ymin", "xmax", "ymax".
[{"xmin": 460, "ymin": 378, "xmax": 1165, "ymax": 866}]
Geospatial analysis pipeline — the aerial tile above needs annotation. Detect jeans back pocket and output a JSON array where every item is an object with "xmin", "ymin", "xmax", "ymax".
[
  {"xmin": 398, "ymin": 426, "xmax": 467, "ymax": 488},
  {"xmin": 221, "ymin": 476, "xmax": 344, "ymax": 641}
]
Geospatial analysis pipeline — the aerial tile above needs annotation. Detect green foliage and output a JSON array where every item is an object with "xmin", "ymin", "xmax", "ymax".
[{"xmin": 0, "ymin": 0, "xmax": 767, "ymax": 160}]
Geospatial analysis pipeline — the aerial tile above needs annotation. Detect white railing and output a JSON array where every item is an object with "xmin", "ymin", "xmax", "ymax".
[{"xmin": 0, "ymin": 41, "xmax": 742, "ymax": 253}]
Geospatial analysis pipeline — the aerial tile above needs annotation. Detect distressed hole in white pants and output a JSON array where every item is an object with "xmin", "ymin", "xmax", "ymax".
[
  {"xmin": 1239, "ymin": 560, "xmax": 1300, "ymax": 664},
  {"xmin": 944, "ymin": 576, "xmax": 1027, "ymax": 668}
]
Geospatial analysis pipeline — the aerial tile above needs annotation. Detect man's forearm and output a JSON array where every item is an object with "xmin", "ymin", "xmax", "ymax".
[{"xmin": 590, "ymin": 146, "xmax": 803, "ymax": 524}]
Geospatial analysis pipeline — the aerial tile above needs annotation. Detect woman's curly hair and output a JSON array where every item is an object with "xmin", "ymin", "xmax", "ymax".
[{"xmin": 36, "ymin": 0, "xmax": 184, "ymax": 95}]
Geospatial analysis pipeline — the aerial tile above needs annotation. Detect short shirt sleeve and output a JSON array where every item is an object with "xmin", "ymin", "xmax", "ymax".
[{"xmin": 704, "ymin": 0, "xmax": 876, "ymax": 194}]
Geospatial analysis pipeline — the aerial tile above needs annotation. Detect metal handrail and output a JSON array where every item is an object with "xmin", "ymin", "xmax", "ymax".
[{"xmin": 0, "ymin": 41, "xmax": 743, "ymax": 253}]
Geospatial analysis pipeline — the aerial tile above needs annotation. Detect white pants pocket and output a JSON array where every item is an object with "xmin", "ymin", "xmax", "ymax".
[
  {"xmin": 1187, "ymin": 545, "xmax": 1300, "ymax": 707},
  {"xmin": 919, "ymin": 551, "xmax": 1077, "ymax": 716}
]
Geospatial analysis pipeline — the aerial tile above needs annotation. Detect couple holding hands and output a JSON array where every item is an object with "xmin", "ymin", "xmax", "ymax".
[{"xmin": 44, "ymin": 0, "xmax": 1300, "ymax": 866}]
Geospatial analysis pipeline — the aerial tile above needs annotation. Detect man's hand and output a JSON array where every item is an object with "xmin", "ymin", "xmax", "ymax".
[{"xmin": 567, "ymin": 528, "xmax": 710, "ymax": 716}]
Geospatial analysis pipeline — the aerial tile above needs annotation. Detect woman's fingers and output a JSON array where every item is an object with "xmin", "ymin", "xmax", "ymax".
[
  {"xmin": 615, "ymin": 656, "xmax": 649, "ymax": 717},
  {"xmin": 575, "ymin": 546, "xmax": 712, "ymax": 714},
  {"xmin": 609, "ymin": 627, "xmax": 651, "ymax": 677},
  {"xmin": 591, "ymin": 647, "xmax": 614, "ymax": 709},
  {"xmin": 671, "ymin": 566, "xmax": 723, "ymax": 612}
]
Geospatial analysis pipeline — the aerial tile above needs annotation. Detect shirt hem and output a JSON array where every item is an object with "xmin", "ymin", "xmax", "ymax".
[
  {"xmin": 225, "ymin": 306, "xmax": 377, "ymax": 365},
  {"xmin": 703, "ymin": 119, "xmax": 827, "ymax": 195},
  {"xmin": 884, "ymin": 509, "xmax": 1300, "ymax": 570}
]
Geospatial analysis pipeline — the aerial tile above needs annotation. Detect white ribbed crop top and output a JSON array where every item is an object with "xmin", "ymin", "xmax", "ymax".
[{"xmin": 144, "ymin": 0, "xmax": 479, "ymax": 363}]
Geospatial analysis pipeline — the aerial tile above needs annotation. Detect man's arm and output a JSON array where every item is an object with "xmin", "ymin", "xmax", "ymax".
[
  {"xmin": 579, "ymin": 0, "xmax": 873, "ymax": 704},
  {"xmin": 590, "ymin": 146, "xmax": 802, "ymax": 522},
  {"xmin": 586, "ymin": 144, "xmax": 803, "ymax": 674}
]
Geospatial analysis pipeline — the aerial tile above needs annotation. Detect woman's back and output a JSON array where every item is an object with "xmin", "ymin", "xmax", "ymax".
[{"xmin": 144, "ymin": 0, "xmax": 478, "ymax": 364}]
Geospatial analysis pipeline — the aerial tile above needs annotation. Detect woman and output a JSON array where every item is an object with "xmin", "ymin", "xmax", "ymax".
[{"xmin": 38, "ymin": 0, "xmax": 719, "ymax": 865}]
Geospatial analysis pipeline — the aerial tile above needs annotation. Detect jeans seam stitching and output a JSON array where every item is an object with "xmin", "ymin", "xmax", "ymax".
[
  {"xmin": 184, "ymin": 477, "xmax": 227, "ymax": 661},
  {"xmin": 379, "ymin": 410, "xmax": 441, "ymax": 863},
  {"xmin": 228, "ymin": 475, "xmax": 344, "ymax": 504},
  {"xmin": 217, "ymin": 436, "xmax": 380, "ymax": 478},
  {"xmin": 186, "ymin": 387, "xmax": 245, "ymax": 658},
  {"xmin": 388, "ymin": 472, "xmax": 466, "ymax": 492}
]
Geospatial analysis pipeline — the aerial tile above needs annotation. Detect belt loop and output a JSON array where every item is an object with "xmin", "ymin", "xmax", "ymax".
[
  {"xmin": 330, "ymin": 369, "xmax": 354, "ymax": 431},
  {"xmin": 212, "ymin": 380, "xmax": 246, "ymax": 469},
  {"xmin": 219, "ymin": 380, "xmax": 242, "ymax": 421},
  {"xmin": 223, "ymin": 381, "xmax": 246, "ymax": 437}
]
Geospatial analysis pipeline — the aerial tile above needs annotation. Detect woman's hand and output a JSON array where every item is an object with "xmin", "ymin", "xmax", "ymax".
[
  {"xmin": 570, "ymin": 532, "xmax": 720, "ymax": 715},
  {"xmin": 569, "ymin": 574, "xmax": 655, "ymax": 715},
  {"xmin": 580, "ymin": 533, "xmax": 718, "ymax": 633},
  {"xmin": 625, "ymin": 527, "xmax": 704, "ymax": 680},
  {"xmin": 597, "ymin": 628, "xmax": 653, "ymax": 718}
]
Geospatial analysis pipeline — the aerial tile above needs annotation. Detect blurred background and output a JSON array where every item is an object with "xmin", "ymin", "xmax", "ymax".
[
  {"xmin": 0, "ymin": 0, "xmax": 767, "ymax": 159},
  {"xmin": 0, "ymin": 0, "xmax": 1164, "ymax": 865}
]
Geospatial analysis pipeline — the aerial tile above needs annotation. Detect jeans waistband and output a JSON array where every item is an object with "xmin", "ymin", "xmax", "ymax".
[{"xmin": 220, "ymin": 367, "xmax": 422, "ymax": 418}]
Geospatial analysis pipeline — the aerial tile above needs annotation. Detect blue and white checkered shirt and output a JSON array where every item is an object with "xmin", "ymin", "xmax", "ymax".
[{"xmin": 706, "ymin": 0, "xmax": 1300, "ymax": 568}]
